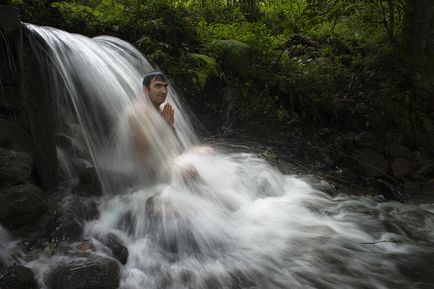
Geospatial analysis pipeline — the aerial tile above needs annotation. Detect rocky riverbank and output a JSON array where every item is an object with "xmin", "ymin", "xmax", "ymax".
[
  {"xmin": 0, "ymin": 118, "xmax": 125, "ymax": 289},
  {"xmin": 211, "ymin": 122, "xmax": 434, "ymax": 203}
]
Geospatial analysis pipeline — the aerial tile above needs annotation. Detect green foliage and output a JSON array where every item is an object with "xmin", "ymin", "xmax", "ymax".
[
  {"xmin": 51, "ymin": 2, "xmax": 100, "ymax": 34},
  {"xmin": 188, "ymin": 53, "xmax": 218, "ymax": 89},
  {"xmin": 15, "ymin": 0, "xmax": 433, "ymax": 149}
]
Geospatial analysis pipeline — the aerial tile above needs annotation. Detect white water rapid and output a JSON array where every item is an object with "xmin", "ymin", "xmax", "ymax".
[{"xmin": 18, "ymin": 24, "xmax": 434, "ymax": 289}]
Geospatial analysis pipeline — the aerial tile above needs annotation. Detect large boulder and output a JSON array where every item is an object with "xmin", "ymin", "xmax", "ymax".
[
  {"xmin": 49, "ymin": 218, "xmax": 83, "ymax": 243},
  {"xmin": 46, "ymin": 255, "xmax": 120, "ymax": 289},
  {"xmin": 64, "ymin": 196, "xmax": 100, "ymax": 222},
  {"xmin": 0, "ymin": 147, "xmax": 33, "ymax": 186},
  {"xmin": 0, "ymin": 183, "xmax": 47, "ymax": 229},
  {"xmin": 352, "ymin": 148, "xmax": 388, "ymax": 177},
  {"xmin": 0, "ymin": 265, "xmax": 38, "ymax": 289},
  {"xmin": 391, "ymin": 158, "xmax": 413, "ymax": 178}
]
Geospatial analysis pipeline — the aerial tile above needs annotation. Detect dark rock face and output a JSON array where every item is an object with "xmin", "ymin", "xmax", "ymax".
[
  {"xmin": 391, "ymin": 158, "xmax": 413, "ymax": 178},
  {"xmin": 23, "ymin": 40, "xmax": 59, "ymax": 190},
  {"xmin": 0, "ymin": 118, "xmax": 32, "ymax": 153},
  {"xmin": 352, "ymin": 149, "xmax": 388, "ymax": 177},
  {"xmin": 66, "ymin": 197, "xmax": 100, "ymax": 222},
  {"xmin": 385, "ymin": 144, "xmax": 411, "ymax": 158},
  {"xmin": 44, "ymin": 194, "xmax": 100, "ymax": 245},
  {"xmin": 354, "ymin": 132, "xmax": 378, "ymax": 148},
  {"xmin": 0, "ymin": 147, "xmax": 33, "ymax": 186},
  {"xmin": 0, "ymin": 183, "xmax": 47, "ymax": 229},
  {"xmin": 0, "ymin": 265, "xmax": 38, "ymax": 289},
  {"xmin": 72, "ymin": 167, "xmax": 102, "ymax": 196},
  {"xmin": 47, "ymin": 255, "xmax": 120, "ymax": 289},
  {"xmin": 55, "ymin": 134, "xmax": 73, "ymax": 153}
]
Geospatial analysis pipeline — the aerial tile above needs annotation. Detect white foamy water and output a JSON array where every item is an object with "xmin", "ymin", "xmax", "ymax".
[
  {"xmin": 0, "ymin": 225, "xmax": 16, "ymax": 267},
  {"xmin": 21, "ymin": 24, "xmax": 434, "ymax": 289}
]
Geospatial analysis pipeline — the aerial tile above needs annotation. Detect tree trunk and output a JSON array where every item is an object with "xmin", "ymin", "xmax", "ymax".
[{"xmin": 401, "ymin": 0, "xmax": 434, "ymax": 110}]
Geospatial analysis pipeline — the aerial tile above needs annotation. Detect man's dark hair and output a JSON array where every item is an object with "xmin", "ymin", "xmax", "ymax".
[{"xmin": 142, "ymin": 71, "xmax": 167, "ymax": 88}]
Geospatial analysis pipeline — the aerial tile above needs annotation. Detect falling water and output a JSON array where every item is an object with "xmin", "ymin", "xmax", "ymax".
[
  {"xmin": 19, "ymin": 25, "xmax": 434, "ymax": 289},
  {"xmin": 0, "ymin": 225, "xmax": 16, "ymax": 267}
]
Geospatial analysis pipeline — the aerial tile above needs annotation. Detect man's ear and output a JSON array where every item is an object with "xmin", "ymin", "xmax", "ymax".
[{"xmin": 143, "ymin": 86, "xmax": 149, "ymax": 94}]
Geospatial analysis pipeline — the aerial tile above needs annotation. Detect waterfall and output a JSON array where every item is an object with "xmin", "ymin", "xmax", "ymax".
[
  {"xmin": 21, "ymin": 24, "xmax": 434, "ymax": 289},
  {"xmin": 26, "ymin": 24, "xmax": 198, "ymax": 191}
]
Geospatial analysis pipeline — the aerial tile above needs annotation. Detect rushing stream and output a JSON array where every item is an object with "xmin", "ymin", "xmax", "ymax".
[{"xmin": 1, "ymin": 24, "xmax": 433, "ymax": 289}]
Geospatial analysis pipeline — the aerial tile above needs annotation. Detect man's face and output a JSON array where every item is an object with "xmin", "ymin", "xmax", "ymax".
[{"xmin": 144, "ymin": 77, "xmax": 169, "ymax": 107}]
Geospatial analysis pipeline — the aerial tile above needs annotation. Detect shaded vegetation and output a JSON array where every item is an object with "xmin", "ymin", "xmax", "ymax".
[{"xmin": 8, "ymin": 0, "xmax": 434, "ymax": 152}]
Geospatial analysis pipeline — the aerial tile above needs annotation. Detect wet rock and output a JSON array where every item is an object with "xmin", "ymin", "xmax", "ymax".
[
  {"xmin": 50, "ymin": 218, "xmax": 82, "ymax": 243},
  {"xmin": 0, "ymin": 118, "xmax": 32, "ymax": 152},
  {"xmin": 72, "ymin": 167, "xmax": 102, "ymax": 196},
  {"xmin": 55, "ymin": 134, "xmax": 73, "ymax": 152},
  {"xmin": 0, "ymin": 265, "xmax": 38, "ymax": 289},
  {"xmin": 74, "ymin": 241, "xmax": 92, "ymax": 253},
  {"xmin": 352, "ymin": 149, "xmax": 388, "ymax": 177},
  {"xmin": 101, "ymin": 233, "xmax": 128, "ymax": 265},
  {"xmin": 23, "ymin": 44, "xmax": 59, "ymax": 190},
  {"xmin": 47, "ymin": 255, "xmax": 120, "ymax": 289},
  {"xmin": 0, "ymin": 183, "xmax": 47, "ymax": 229},
  {"xmin": 384, "ymin": 144, "xmax": 411, "ymax": 158},
  {"xmin": 354, "ymin": 132, "xmax": 378, "ymax": 148},
  {"xmin": 78, "ymin": 167, "xmax": 101, "ymax": 188},
  {"xmin": 0, "ymin": 147, "xmax": 33, "ymax": 186},
  {"xmin": 71, "ymin": 158, "xmax": 92, "ymax": 173},
  {"xmin": 391, "ymin": 158, "xmax": 412, "ymax": 178},
  {"xmin": 67, "ymin": 197, "xmax": 100, "ymax": 222},
  {"xmin": 376, "ymin": 179, "xmax": 401, "ymax": 201}
]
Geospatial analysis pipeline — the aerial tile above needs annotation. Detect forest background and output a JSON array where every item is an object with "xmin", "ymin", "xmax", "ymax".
[{"xmin": 6, "ymin": 0, "xmax": 434, "ymax": 156}]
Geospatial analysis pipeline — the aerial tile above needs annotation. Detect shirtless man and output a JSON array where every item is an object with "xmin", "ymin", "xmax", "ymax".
[
  {"xmin": 128, "ymin": 71, "xmax": 202, "ymax": 179},
  {"xmin": 142, "ymin": 71, "xmax": 174, "ymax": 127}
]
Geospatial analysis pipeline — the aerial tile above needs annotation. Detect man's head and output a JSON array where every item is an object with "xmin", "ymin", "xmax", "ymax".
[{"xmin": 142, "ymin": 71, "xmax": 169, "ymax": 108}]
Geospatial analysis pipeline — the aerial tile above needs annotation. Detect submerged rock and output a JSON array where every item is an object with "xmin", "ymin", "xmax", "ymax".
[
  {"xmin": 0, "ymin": 147, "xmax": 33, "ymax": 186},
  {"xmin": 47, "ymin": 255, "xmax": 120, "ymax": 289},
  {"xmin": 0, "ymin": 183, "xmax": 47, "ymax": 229},
  {"xmin": 100, "ymin": 233, "xmax": 128, "ymax": 265},
  {"xmin": 0, "ymin": 265, "xmax": 38, "ymax": 289}
]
